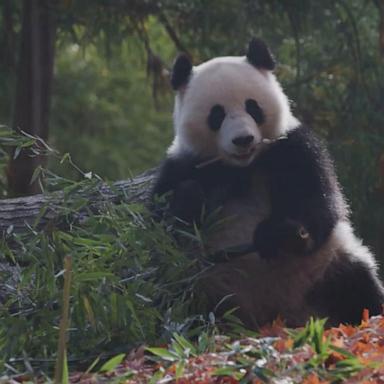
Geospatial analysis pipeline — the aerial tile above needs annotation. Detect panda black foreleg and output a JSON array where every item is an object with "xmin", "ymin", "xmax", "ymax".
[
  {"xmin": 253, "ymin": 217, "xmax": 314, "ymax": 259},
  {"xmin": 254, "ymin": 127, "xmax": 340, "ymax": 259},
  {"xmin": 170, "ymin": 179, "xmax": 205, "ymax": 224}
]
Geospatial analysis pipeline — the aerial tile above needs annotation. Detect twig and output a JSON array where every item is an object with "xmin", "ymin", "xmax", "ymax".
[
  {"xmin": 157, "ymin": 12, "xmax": 189, "ymax": 54},
  {"xmin": 195, "ymin": 156, "xmax": 222, "ymax": 169},
  {"xmin": 195, "ymin": 136, "xmax": 288, "ymax": 169}
]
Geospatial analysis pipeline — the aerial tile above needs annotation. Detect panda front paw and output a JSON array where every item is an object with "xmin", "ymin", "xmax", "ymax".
[
  {"xmin": 253, "ymin": 218, "xmax": 313, "ymax": 259},
  {"xmin": 171, "ymin": 179, "xmax": 205, "ymax": 224}
]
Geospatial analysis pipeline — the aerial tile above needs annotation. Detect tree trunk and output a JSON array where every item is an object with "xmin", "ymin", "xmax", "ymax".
[
  {"xmin": 373, "ymin": 0, "xmax": 384, "ymax": 59},
  {"xmin": 7, "ymin": 0, "xmax": 56, "ymax": 196},
  {"xmin": 380, "ymin": 1, "xmax": 384, "ymax": 59},
  {"xmin": 1, "ymin": 0, "xmax": 16, "ymax": 70}
]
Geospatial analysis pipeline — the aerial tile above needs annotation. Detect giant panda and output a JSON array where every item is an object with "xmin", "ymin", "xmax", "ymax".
[{"xmin": 152, "ymin": 38, "xmax": 384, "ymax": 328}]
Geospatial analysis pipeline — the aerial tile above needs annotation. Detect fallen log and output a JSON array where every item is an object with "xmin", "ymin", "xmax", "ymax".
[{"xmin": 0, "ymin": 168, "xmax": 157, "ymax": 236}]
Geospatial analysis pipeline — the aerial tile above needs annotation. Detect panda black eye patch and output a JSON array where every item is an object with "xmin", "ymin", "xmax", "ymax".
[
  {"xmin": 245, "ymin": 99, "xmax": 265, "ymax": 125},
  {"xmin": 207, "ymin": 105, "xmax": 226, "ymax": 131}
]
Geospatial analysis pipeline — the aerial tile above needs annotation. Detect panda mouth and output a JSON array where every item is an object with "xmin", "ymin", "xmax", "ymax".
[{"xmin": 230, "ymin": 150, "xmax": 255, "ymax": 162}]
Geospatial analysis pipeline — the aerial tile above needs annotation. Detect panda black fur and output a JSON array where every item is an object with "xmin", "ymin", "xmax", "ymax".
[{"xmin": 152, "ymin": 38, "xmax": 384, "ymax": 328}]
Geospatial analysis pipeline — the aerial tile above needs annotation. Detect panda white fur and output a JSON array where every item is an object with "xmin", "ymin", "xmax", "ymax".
[{"xmin": 153, "ymin": 38, "xmax": 384, "ymax": 328}]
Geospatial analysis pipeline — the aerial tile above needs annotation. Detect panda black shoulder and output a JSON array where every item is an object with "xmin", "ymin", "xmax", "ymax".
[
  {"xmin": 258, "ymin": 125, "xmax": 335, "ymax": 178},
  {"xmin": 151, "ymin": 153, "xmax": 211, "ymax": 223},
  {"xmin": 152, "ymin": 153, "xmax": 200, "ymax": 197},
  {"xmin": 257, "ymin": 125, "xmax": 346, "ymax": 216}
]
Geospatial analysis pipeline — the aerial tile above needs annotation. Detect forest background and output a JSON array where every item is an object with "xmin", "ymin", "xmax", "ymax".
[{"xmin": 1, "ymin": 0, "xmax": 383, "ymax": 260}]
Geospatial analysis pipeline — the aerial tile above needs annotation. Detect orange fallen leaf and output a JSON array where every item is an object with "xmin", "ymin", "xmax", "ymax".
[
  {"xmin": 274, "ymin": 337, "xmax": 293, "ymax": 352},
  {"xmin": 361, "ymin": 308, "xmax": 370, "ymax": 324},
  {"xmin": 259, "ymin": 316, "xmax": 286, "ymax": 337},
  {"xmin": 352, "ymin": 341, "xmax": 372, "ymax": 355},
  {"xmin": 337, "ymin": 323, "xmax": 357, "ymax": 337}
]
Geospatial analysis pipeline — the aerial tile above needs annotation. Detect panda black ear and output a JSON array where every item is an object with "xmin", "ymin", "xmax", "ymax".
[
  {"xmin": 246, "ymin": 38, "xmax": 276, "ymax": 71},
  {"xmin": 171, "ymin": 53, "xmax": 193, "ymax": 90}
]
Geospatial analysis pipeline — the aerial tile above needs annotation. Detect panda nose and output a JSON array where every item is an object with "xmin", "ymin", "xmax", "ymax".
[{"xmin": 232, "ymin": 135, "xmax": 254, "ymax": 148}]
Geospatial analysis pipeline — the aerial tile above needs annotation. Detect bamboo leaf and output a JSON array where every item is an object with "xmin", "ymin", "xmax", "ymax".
[{"xmin": 99, "ymin": 353, "xmax": 125, "ymax": 372}]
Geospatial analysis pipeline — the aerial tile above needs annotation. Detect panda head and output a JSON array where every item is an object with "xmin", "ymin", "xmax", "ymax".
[{"xmin": 167, "ymin": 38, "xmax": 300, "ymax": 167}]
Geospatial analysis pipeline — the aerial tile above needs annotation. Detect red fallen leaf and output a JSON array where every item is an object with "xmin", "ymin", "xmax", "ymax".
[
  {"xmin": 352, "ymin": 341, "xmax": 372, "ymax": 355},
  {"xmin": 216, "ymin": 376, "xmax": 239, "ymax": 384},
  {"xmin": 302, "ymin": 372, "xmax": 330, "ymax": 384},
  {"xmin": 324, "ymin": 351, "xmax": 345, "ymax": 368},
  {"xmin": 274, "ymin": 339, "xmax": 286, "ymax": 353},
  {"xmin": 291, "ymin": 345, "xmax": 314, "ymax": 364},
  {"xmin": 259, "ymin": 316, "xmax": 287, "ymax": 337},
  {"xmin": 371, "ymin": 369, "xmax": 384, "ymax": 382},
  {"xmin": 12, "ymin": 374, "xmax": 33, "ymax": 383},
  {"xmin": 69, "ymin": 372, "xmax": 95, "ymax": 383}
]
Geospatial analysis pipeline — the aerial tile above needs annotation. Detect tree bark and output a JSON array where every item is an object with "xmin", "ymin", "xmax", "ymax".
[
  {"xmin": 379, "ymin": 1, "xmax": 384, "ymax": 59},
  {"xmin": 373, "ymin": 0, "xmax": 384, "ymax": 59},
  {"xmin": 1, "ymin": 0, "xmax": 16, "ymax": 70},
  {"xmin": 0, "ymin": 169, "xmax": 156, "ymax": 237},
  {"xmin": 7, "ymin": 0, "xmax": 57, "ymax": 196}
]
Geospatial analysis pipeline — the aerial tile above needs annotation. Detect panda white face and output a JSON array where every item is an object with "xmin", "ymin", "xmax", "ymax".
[{"xmin": 168, "ymin": 40, "xmax": 299, "ymax": 167}]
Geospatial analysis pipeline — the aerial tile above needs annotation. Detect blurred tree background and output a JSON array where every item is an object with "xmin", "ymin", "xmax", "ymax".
[{"xmin": 0, "ymin": 0, "xmax": 383, "ymax": 260}]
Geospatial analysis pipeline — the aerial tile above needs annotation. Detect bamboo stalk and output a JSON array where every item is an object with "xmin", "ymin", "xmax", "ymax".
[{"xmin": 54, "ymin": 255, "xmax": 72, "ymax": 384}]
